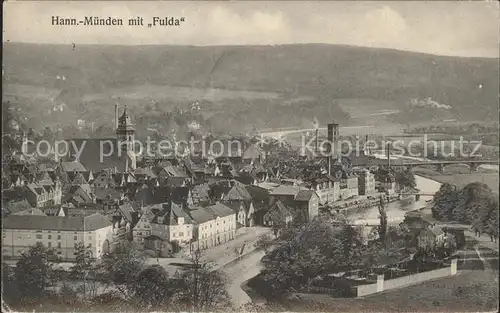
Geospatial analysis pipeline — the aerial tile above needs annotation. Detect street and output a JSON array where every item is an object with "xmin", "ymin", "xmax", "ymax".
[{"xmin": 220, "ymin": 249, "xmax": 266, "ymax": 308}]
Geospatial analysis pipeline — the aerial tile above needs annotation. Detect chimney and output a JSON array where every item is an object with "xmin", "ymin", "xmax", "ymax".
[
  {"xmin": 333, "ymin": 123, "xmax": 340, "ymax": 163},
  {"xmin": 115, "ymin": 103, "xmax": 119, "ymax": 130}
]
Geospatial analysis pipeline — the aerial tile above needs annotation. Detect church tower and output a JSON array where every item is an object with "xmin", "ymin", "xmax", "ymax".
[{"xmin": 116, "ymin": 105, "xmax": 136, "ymax": 171}]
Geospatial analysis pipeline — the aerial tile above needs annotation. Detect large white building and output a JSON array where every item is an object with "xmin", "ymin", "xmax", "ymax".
[
  {"xmin": 2, "ymin": 213, "xmax": 113, "ymax": 261},
  {"xmin": 190, "ymin": 203, "xmax": 236, "ymax": 250},
  {"xmin": 134, "ymin": 203, "xmax": 195, "ymax": 246}
]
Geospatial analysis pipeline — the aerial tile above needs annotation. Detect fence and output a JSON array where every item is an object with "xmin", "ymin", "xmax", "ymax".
[{"xmin": 352, "ymin": 258, "xmax": 457, "ymax": 297}]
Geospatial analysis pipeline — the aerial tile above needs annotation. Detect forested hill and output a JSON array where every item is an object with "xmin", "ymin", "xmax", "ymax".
[{"xmin": 3, "ymin": 42, "xmax": 498, "ymax": 133}]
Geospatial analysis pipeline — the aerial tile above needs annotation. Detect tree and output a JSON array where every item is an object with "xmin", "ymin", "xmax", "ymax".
[
  {"xmin": 70, "ymin": 241, "xmax": 100, "ymax": 299},
  {"xmin": 432, "ymin": 183, "xmax": 460, "ymax": 220},
  {"xmin": 340, "ymin": 224, "xmax": 363, "ymax": 270},
  {"xmin": 14, "ymin": 242, "xmax": 55, "ymax": 301},
  {"xmin": 174, "ymin": 249, "xmax": 230, "ymax": 311},
  {"xmin": 2, "ymin": 263, "xmax": 20, "ymax": 306},
  {"xmin": 260, "ymin": 219, "xmax": 359, "ymax": 299},
  {"xmin": 394, "ymin": 168, "xmax": 416, "ymax": 190},
  {"xmin": 378, "ymin": 195, "xmax": 388, "ymax": 247},
  {"xmin": 134, "ymin": 265, "xmax": 175, "ymax": 308},
  {"xmin": 101, "ymin": 242, "xmax": 146, "ymax": 299}
]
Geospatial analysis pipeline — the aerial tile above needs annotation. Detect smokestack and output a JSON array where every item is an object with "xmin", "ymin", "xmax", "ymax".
[
  {"xmin": 365, "ymin": 134, "xmax": 369, "ymax": 155},
  {"xmin": 333, "ymin": 123, "xmax": 340, "ymax": 163},
  {"xmin": 115, "ymin": 103, "xmax": 119, "ymax": 130}
]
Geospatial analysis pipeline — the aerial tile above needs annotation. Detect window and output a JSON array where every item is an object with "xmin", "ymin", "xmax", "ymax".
[
  {"xmin": 36, "ymin": 230, "xmax": 42, "ymax": 233},
  {"xmin": 172, "ymin": 233, "xmax": 176, "ymax": 237},
  {"xmin": 88, "ymin": 236, "xmax": 92, "ymax": 241},
  {"xmin": 48, "ymin": 242, "xmax": 51, "ymax": 248},
  {"xmin": 57, "ymin": 243, "xmax": 61, "ymax": 248},
  {"xmin": 179, "ymin": 232, "xmax": 184, "ymax": 237},
  {"xmin": 48, "ymin": 235, "xmax": 52, "ymax": 240},
  {"xmin": 74, "ymin": 235, "xmax": 78, "ymax": 240},
  {"xmin": 57, "ymin": 235, "xmax": 61, "ymax": 240},
  {"xmin": 36, "ymin": 235, "xmax": 43, "ymax": 239}
]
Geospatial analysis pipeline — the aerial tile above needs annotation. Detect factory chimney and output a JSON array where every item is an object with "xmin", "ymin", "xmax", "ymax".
[
  {"xmin": 333, "ymin": 123, "xmax": 340, "ymax": 164},
  {"xmin": 365, "ymin": 134, "xmax": 369, "ymax": 155}
]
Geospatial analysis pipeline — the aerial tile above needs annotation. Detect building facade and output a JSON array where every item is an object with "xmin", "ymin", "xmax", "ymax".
[{"xmin": 2, "ymin": 213, "xmax": 113, "ymax": 261}]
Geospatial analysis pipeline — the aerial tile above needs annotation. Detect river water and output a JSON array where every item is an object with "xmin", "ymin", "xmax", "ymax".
[{"xmin": 349, "ymin": 175, "xmax": 443, "ymax": 225}]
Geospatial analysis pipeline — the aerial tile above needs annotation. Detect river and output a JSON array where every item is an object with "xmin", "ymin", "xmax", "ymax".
[{"xmin": 349, "ymin": 175, "xmax": 443, "ymax": 226}]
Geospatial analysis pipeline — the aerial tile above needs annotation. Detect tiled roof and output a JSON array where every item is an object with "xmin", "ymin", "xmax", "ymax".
[
  {"xmin": 2, "ymin": 213, "xmax": 111, "ymax": 231},
  {"xmin": 160, "ymin": 166, "xmax": 189, "ymax": 178},
  {"xmin": 206, "ymin": 203, "xmax": 235, "ymax": 218},
  {"xmin": 295, "ymin": 190, "xmax": 316, "ymax": 202},
  {"xmin": 94, "ymin": 188, "xmax": 123, "ymax": 201},
  {"xmin": 265, "ymin": 200, "xmax": 292, "ymax": 224},
  {"xmin": 12, "ymin": 208, "xmax": 47, "ymax": 216},
  {"xmin": 223, "ymin": 202, "xmax": 242, "ymax": 214},
  {"xmin": 191, "ymin": 183, "xmax": 210, "ymax": 204},
  {"xmin": 270, "ymin": 184, "xmax": 303, "ymax": 196},
  {"xmin": 66, "ymin": 138, "xmax": 128, "ymax": 173},
  {"xmin": 224, "ymin": 185, "xmax": 252, "ymax": 201},
  {"xmin": 61, "ymin": 161, "xmax": 87, "ymax": 172},
  {"xmin": 246, "ymin": 185, "xmax": 269, "ymax": 201},
  {"xmin": 189, "ymin": 208, "xmax": 215, "ymax": 224}
]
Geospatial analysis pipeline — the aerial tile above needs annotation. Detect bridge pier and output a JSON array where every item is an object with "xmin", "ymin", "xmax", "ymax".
[{"xmin": 469, "ymin": 163, "xmax": 480, "ymax": 173}]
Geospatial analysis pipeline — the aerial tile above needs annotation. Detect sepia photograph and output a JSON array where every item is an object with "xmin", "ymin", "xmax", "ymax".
[{"xmin": 2, "ymin": 1, "xmax": 499, "ymax": 312}]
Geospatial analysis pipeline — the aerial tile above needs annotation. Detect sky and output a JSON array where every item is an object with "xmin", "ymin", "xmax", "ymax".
[{"xmin": 3, "ymin": 1, "xmax": 499, "ymax": 57}]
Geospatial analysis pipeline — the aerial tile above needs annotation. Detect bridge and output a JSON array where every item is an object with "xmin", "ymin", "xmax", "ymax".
[{"xmin": 393, "ymin": 159, "xmax": 498, "ymax": 173}]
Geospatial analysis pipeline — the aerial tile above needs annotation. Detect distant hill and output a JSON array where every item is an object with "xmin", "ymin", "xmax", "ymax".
[{"xmin": 3, "ymin": 42, "xmax": 498, "ymax": 134}]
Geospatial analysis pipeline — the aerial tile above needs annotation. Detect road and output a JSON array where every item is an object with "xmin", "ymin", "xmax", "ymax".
[{"xmin": 220, "ymin": 249, "xmax": 266, "ymax": 308}]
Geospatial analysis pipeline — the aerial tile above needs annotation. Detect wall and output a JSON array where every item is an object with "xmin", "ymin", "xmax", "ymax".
[{"xmin": 352, "ymin": 259, "xmax": 457, "ymax": 297}]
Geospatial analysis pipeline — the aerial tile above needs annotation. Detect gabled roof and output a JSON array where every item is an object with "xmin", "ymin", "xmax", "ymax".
[
  {"xmin": 94, "ymin": 188, "xmax": 123, "ymax": 201},
  {"xmin": 118, "ymin": 203, "xmax": 138, "ymax": 223},
  {"xmin": 295, "ymin": 190, "xmax": 317, "ymax": 202},
  {"xmin": 189, "ymin": 208, "xmax": 215, "ymax": 224},
  {"xmin": 222, "ymin": 201, "xmax": 243, "ymax": 214},
  {"xmin": 246, "ymin": 185, "xmax": 270, "ymax": 201},
  {"xmin": 12, "ymin": 208, "xmax": 47, "ymax": 216},
  {"xmin": 134, "ymin": 167, "xmax": 157, "ymax": 179},
  {"xmin": 191, "ymin": 183, "xmax": 211, "ymax": 204},
  {"xmin": 61, "ymin": 161, "xmax": 87, "ymax": 172},
  {"xmin": 36, "ymin": 171, "xmax": 54, "ymax": 185},
  {"xmin": 264, "ymin": 200, "xmax": 293, "ymax": 224},
  {"xmin": 206, "ymin": 203, "xmax": 235, "ymax": 218},
  {"xmin": 2, "ymin": 213, "xmax": 111, "ymax": 231},
  {"xmin": 270, "ymin": 184, "xmax": 305, "ymax": 196},
  {"xmin": 160, "ymin": 166, "xmax": 189, "ymax": 178},
  {"xmin": 224, "ymin": 184, "xmax": 252, "ymax": 201}
]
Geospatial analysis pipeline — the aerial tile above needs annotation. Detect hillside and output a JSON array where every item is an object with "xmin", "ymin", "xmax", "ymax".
[{"xmin": 3, "ymin": 42, "xmax": 498, "ymax": 134}]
